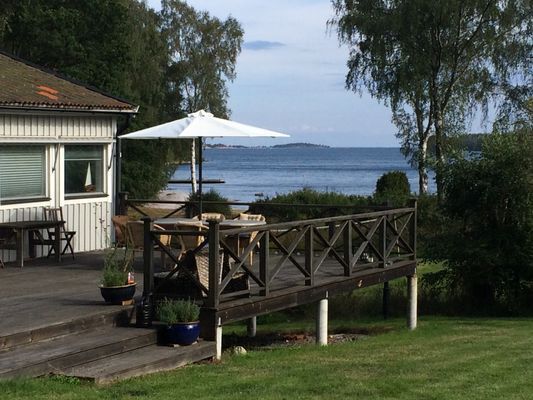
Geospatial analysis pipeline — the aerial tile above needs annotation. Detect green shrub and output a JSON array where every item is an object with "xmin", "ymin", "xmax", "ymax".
[
  {"xmin": 426, "ymin": 132, "xmax": 533, "ymax": 314},
  {"xmin": 156, "ymin": 298, "xmax": 200, "ymax": 325},
  {"xmin": 101, "ymin": 247, "xmax": 133, "ymax": 287},
  {"xmin": 250, "ymin": 188, "xmax": 372, "ymax": 222},
  {"xmin": 187, "ymin": 189, "xmax": 232, "ymax": 216},
  {"xmin": 374, "ymin": 171, "xmax": 411, "ymax": 205}
]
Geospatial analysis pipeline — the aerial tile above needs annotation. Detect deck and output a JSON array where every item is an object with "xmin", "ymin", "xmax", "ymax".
[{"xmin": 0, "ymin": 202, "xmax": 418, "ymax": 380}]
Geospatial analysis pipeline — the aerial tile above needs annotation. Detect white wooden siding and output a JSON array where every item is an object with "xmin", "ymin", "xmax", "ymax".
[
  {"xmin": 0, "ymin": 111, "xmax": 117, "ymax": 263},
  {"xmin": 0, "ymin": 114, "xmax": 116, "ymax": 140}
]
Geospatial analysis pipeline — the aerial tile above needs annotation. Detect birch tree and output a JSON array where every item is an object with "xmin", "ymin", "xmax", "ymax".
[{"xmin": 161, "ymin": 0, "xmax": 243, "ymax": 194}]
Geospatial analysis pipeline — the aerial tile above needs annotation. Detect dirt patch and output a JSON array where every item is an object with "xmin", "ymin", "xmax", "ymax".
[{"xmin": 223, "ymin": 325, "xmax": 393, "ymax": 351}]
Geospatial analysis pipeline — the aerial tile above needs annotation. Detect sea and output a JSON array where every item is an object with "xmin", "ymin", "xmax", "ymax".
[{"xmin": 168, "ymin": 147, "xmax": 435, "ymax": 202}]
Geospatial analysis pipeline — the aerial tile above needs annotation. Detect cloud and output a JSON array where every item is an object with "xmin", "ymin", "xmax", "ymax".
[{"xmin": 243, "ymin": 40, "xmax": 285, "ymax": 51}]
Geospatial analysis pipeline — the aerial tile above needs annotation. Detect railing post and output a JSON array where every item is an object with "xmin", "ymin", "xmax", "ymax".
[
  {"xmin": 118, "ymin": 191, "xmax": 129, "ymax": 215},
  {"xmin": 409, "ymin": 198, "xmax": 418, "ymax": 261},
  {"xmin": 343, "ymin": 219, "xmax": 352, "ymax": 276},
  {"xmin": 207, "ymin": 220, "xmax": 220, "ymax": 308},
  {"xmin": 141, "ymin": 217, "xmax": 154, "ymax": 325},
  {"xmin": 259, "ymin": 230, "xmax": 270, "ymax": 296},
  {"xmin": 328, "ymin": 221, "xmax": 335, "ymax": 257},
  {"xmin": 407, "ymin": 273, "xmax": 418, "ymax": 330},
  {"xmin": 305, "ymin": 225, "xmax": 314, "ymax": 286},
  {"xmin": 380, "ymin": 216, "xmax": 387, "ymax": 268}
]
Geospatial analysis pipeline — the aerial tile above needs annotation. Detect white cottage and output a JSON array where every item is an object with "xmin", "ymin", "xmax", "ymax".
[{"xmin": 0, "ymin": 52, "xmax": 138, "ymax": 261}]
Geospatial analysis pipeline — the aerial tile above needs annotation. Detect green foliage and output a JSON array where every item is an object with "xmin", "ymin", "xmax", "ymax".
[
  {"xmin": 250, "ymin": 188, "xmax": 372, "ymax": 222},
  {"xmin": 374, "ymin": 171, "xmax": 411, "ymax": 206},
  {"xmin": 425, "ymin": 131, "xmax": 533, "ymax": 313},
  {"xmin": 0, "ymin": 0, "xmax": 243, "ymax": 199},
  {"xmin": 156, "ymin": 298, "xmax": 200, "ymax": 325},
  {"xmin": 101, "ymin": 246, "xmax": 133, "ymax": 287},
  {"xmin": 187, "ymin": 188, "xmax": 232, "ymax": 216},
  {"xmin": 331, "ymin": 0, "xmax": 531, "ymax": 196}
]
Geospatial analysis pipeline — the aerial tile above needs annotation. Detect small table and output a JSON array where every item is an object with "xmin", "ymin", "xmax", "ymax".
[{"xmin": 0, "ymin": 220, "xmax": 63, "ymax": 267}]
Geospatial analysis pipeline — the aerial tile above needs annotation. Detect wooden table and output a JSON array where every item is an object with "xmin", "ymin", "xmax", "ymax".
[
  {"xmin": 154, "ymin": 217, "xmax": 266, "ymax": 229},
  {"xmin": 0, "ymin": 220, "xmax": 63, "ymax": 267}
]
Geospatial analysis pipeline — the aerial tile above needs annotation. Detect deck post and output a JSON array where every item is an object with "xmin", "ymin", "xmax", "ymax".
[
  {"xmin": 316, "ymin": 292, "xmax": 328, "ymax": 346},
  {"xmin": 142, "ymin": 217, "xmax": 154, "ymax": 324},
  {"xmin": 407, "ymin": 273, "xmax": 418, "ymax": 330},
  {"xmin": 207, "ymin": 220, "xmax": 220, "ymax": 308},
  {"xmin": 305, "ymin": 225, "xmax": 314, "ymax": 286},
  {"xmin": 216, "ymin": 317, "xmax": 223, "ymax": 360},
  {"xmin": 247, "ymin": 317, "xmax": 257, "ymax": 338},
  {"xmin": 118, "ymin": 191, "xmax": 129, "ymax": 215},
  {"xmin": 259, "ymin": 230, "xmax": 270, "ymax": 296},
  {"xmin": 343, "ymin": 219, "xmax": 352, "ymax": 276}
]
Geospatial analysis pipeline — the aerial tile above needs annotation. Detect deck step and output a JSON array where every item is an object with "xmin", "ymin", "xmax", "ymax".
[
  {"xmin": 63, "ymin": 341, "xmax": 216, "ymax": 384},
  {"xmin": 0, "ymin": 306, "xmax": 135, "ymax": 351},
  {"xmin": 0, "ymin": 326, "xmax": 156, "ymax": 379}
]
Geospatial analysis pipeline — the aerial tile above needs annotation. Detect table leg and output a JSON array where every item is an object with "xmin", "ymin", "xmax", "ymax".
[
  {"xmin": 15, "ymin": 228, "xmax": 24, "ymax": 268},
  {"xmin": 54, "ymin": 224, "xmax": 61, "ymax": 263},
  {"xmin": 28, "ymin": 230, "xmax": 36, "ymax": 258}
]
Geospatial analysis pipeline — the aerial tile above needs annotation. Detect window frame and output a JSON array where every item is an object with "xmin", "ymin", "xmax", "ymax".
[{"xmin": 64, "ymin": 144, "xmax": 107, "ymax": 199}]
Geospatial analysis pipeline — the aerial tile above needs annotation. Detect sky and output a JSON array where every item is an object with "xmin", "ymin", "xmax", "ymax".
[{"xmin": 146, "ymin": 0, "xmax": 484, "ymax": 147}]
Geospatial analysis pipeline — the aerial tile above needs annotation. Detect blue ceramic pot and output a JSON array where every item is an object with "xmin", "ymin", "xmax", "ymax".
[
  {"xmin": 166, "ymin": 322, "xmax": 200, "ymax": 345},
  {"xmin": 99, "ymin": 283, "xmax": 136, "ymax": 304}
]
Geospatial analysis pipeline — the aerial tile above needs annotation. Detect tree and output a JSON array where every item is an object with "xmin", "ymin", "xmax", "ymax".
[
  {"xmin": 161, "ymin": 0, "xmax": 243, "ymax": 194},
  {"xmin": 331, "ymin": 0, "xmax": 532, "ymax": 198}
]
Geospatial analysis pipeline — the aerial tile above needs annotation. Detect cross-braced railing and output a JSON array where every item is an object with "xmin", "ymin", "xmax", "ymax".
[{"xmin": 140, "ymin": 200, "xmax": 417, "ymax": 311}]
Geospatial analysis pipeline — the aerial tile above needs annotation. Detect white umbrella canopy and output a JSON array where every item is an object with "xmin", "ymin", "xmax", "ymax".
[
  {"xmin": 120, "ymin": 109, "xmax": 290, "ymax": 139},
  {"xmin": 120, "ymin": 110, "xmax": 289, "ymax": 214}
]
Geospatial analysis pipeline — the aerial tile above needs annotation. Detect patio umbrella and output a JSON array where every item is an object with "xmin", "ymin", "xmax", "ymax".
[{"xmin": 120, "ymin": 110, "xmax": 289, "ymax": 214}]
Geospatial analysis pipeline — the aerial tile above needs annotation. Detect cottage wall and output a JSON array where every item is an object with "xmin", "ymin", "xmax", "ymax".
[{"xmin": 0, "ymin": 111, "xmax": 118, "ymax": 260}]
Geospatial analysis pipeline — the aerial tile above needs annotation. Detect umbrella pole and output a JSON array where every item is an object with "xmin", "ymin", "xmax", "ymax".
[{"xmin": 198, "ymin": 137, "xmax": 203, "ymax": 217}]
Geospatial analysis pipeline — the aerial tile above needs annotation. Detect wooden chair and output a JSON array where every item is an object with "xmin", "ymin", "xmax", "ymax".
[
  {"xmin": 174, "ymin": 220, "xmax": 208, "ymax": 257},
  {"xmin": 0, "ymin": 228, "xmax": 16, "ymax": 268},
  {"xmin": 111, "ymin": 215, "xmax": 131, "ymax": 247},
  {"xmin": 43, "ymin": 207, "xmax": 76, "ymax": 259}
]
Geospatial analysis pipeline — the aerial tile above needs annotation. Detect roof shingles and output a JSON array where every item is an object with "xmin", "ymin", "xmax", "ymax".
[{"xmin": 0, "ymin": 53, "xmax": 137, "ymax": 112}]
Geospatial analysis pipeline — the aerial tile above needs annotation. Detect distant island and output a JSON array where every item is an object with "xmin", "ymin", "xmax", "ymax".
[{"xmin": 205, "ymin": 142, "xmax": 330, "ymax": 149}]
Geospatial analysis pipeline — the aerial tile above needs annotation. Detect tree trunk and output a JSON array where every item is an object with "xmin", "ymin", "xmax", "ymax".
[
  {"xmin": 418, "ymin": 137, "xmax": 429, "ymax": 195},
  {"xmin": 434, "ymin": 109, "xmax": 445, "ymax": 202},
  {"xmin": 190, "ymin": 138, "xmax": 197, "ymax": 194}
]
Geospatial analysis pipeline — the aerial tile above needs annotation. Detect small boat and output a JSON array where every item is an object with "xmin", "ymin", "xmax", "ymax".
[{"xmin": 254, "ymin": 192, "xmax": 264, "ymax": 197}]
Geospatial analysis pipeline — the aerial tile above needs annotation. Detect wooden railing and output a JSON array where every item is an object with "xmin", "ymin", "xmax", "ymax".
[{"xmin": 139, "ymin": 201, "xmax": 417, "ymax": 314}]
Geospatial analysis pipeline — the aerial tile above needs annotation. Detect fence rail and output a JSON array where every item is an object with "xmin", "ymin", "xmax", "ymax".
[{"xmin": 138, "ymin": 201, "xmax": 417, "ymax": 316}]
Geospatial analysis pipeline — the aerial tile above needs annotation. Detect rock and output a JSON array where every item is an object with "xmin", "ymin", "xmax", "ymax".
[{"xmin": 230, "ymin": 346, "xmax": 247, "ymax": 356}]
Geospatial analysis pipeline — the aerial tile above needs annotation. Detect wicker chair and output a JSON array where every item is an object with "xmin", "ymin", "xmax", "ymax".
[
  {"xmin": 125, "ymin": 221, "xmax": 173, "ymax": 267},
  {"xmin": 230, "ymin": 213, "xmax": 266, "ymax": 264},
  {"xmin": 111, "ymin": 215, "xmax": 131, "ymax": 247},
  {"xmin": 192, "ymin": 213, "xmax": 226, "ymax": 222}
]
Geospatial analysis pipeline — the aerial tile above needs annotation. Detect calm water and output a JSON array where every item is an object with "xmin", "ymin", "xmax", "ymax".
[{"xmin": 169, "ymin": 147, "xmax": 435, "ymax": 202}]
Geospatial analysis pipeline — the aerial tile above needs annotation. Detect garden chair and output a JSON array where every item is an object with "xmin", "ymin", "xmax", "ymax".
[
  {"xmin": 192, "ymin": 213, "xmax": 226, "ymax": 221},
  {"xmin": 0, "ymin": 228, "xmax": 16, "ymax": 268},
  {"xmin": 42, "ymin": 206, "xmax": 76, "ymax": 258},
  {"xmin": 111, "ymin": 215, "xmax": 131, "ymax": 247},
  {"xmin": 230, "ymin": 213, "xmax": 266, "ymax": 264},
  {"xmin": 125, "ymin": 221, "xmax": 173, "ymax": 268}
]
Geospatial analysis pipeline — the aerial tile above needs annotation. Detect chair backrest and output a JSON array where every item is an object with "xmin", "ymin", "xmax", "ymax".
[
  {"xmin": 111, "ymin": 215, "xmax": 131, "ymax": 246},
  {"xmin": 237, "ymin": 213, "xmax": 265, "ymax": 222},
  {"xmin": 194, "ymin": 213, "xmax": 226, "ymax": 221},
  {"xmin": 0, "ymin": 228, "xmax": 15, "ymax": 247},
  {"xmin": 175, "ymin": 221, "xmax": 207, "ymax": 252},
  {"xmin": 125, "ymin": 221, "xmax": 171, "ymax": 250},
  {"xmin": 43, "ymin": 207, "xmax": 64, "ymax": 223}
]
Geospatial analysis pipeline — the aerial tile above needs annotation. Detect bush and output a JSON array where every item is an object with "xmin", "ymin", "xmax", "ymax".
[
  {"xmin": 187, "ymin": 189, "xmax": 232, "ymax": 216},
  {"xmin": 425, "ymin": 132, "xmax": 533, "ymax": 314},
  {"xmin": 374, "ymin": 170, "xmax": 411, "ymax": 205},
  {"xmin": 250, "ymin": 188, "xmax": 372, "ymax": 222},
  {"xmin": 101, "ymin": 247, "xmax": 133, "ymax": 287},
  {"xmin": 156, "ymin": 298, "xmax": 200, "ymax": 325}
]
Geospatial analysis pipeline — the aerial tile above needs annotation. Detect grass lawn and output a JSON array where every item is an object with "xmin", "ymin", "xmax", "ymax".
[{"xmin": 2, "ymin": 317, "xmax": 533, "ymax": 400}]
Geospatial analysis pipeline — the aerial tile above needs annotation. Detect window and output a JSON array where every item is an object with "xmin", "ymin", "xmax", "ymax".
[
  {"xmin": 0, "ymin": 145, "xmax": 46, "ymax": 202},
  {"xmin": 65, "ymin": 145, "xmax": 104, "ymax": 196}
]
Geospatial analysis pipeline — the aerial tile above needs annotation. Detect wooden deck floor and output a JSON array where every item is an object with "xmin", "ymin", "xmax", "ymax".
[{"xmin": 0, "ymin": 252, "xmax": 145, "ymax": 340}]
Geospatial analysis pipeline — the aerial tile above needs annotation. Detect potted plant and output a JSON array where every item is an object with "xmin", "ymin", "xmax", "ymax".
[
  {"xmin": 99, "ymin": 246, "xmax": 136, "ymax": 304},
  {"xmin": 156, "ymin": 298, "xmax": 200, "ymax": 345}
]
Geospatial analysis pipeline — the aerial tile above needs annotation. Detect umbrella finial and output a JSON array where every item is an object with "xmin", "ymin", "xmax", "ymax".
[{"xmin": 188, "ymin": 109, "xmax": 214, "ymax": 118}]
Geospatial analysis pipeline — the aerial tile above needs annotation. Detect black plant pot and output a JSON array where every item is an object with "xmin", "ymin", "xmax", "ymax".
[{"xmin": 99, "ymin": 283, "xmax": 136, "ymax": 304}]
